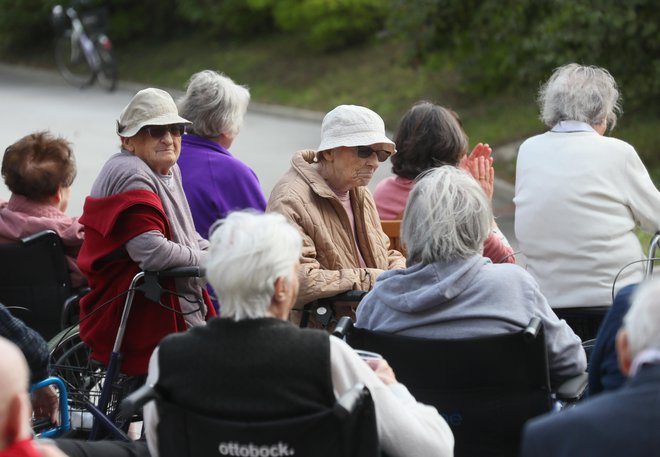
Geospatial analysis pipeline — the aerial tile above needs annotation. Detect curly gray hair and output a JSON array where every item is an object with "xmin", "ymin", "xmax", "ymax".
[
  {"xmin": 177, "ymin": 70, "xmax": 250, "ymax": 138},
  {"xmin": 538, "ymin": 63, "xmax": 622, "ymax": 130}
]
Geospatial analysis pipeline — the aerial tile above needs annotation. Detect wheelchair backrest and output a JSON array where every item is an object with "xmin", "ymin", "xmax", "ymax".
[
  {"xmin": 347, "ymin": 320, "xmax": 553, "ymax": 457},
  {"xmin": 0, "ymin": 230, "xmax": 72, "ymax": 340},
  {"xmin": 154, "ymin": 383, "xmax": 380, "ymax": 457}
]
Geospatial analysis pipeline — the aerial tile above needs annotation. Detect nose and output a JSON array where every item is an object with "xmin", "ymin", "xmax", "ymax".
[
  {"xmin": 160, "ymin": 131, "xmax": 174, "ymax": 143},
  {"xmin": 365, "ymin": 151, "xmax": 379, "ymax": 168}
]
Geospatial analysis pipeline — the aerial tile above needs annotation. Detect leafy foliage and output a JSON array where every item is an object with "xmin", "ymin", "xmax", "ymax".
[
  {"xmin": 388, "ymin": 0, "xmax": 660, "ymax": 111},
  {"xmin": 261, "ymin": 0, "xmax": 389, "ymax": 51}
]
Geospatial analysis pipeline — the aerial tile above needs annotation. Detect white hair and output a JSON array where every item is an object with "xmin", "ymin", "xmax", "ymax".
[
  {"xmin": 623, "ymin": 279, "xmax": 660, "ymax": 358},
  {"xmin": 206, "ymin": 211, "xmax": 302, "ymax": 321},
  {"xmin": 177, "ymin": 70, "xmax": 250, "ymax": 138},
  {"xmin": 539, "ymin": 63, "xmax": 622, "ymax": 130},
  {"xmin": 402, "ymin": 166, "xmax": 492, "ymax": 264}
]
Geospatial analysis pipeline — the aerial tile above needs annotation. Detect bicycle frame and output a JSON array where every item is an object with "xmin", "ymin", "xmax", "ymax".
[{"xmin": 64, "ymin": 7, "xmax": 101, "ymax": 71}]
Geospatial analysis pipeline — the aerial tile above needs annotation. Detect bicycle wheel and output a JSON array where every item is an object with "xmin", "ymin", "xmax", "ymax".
[
  {"xmin": 93, "ymin": 35, "xmax": 117, "ymax": 92},
  {"xmin": 54, "ymin": 31, "xmax": 95, "ymax": 89}
]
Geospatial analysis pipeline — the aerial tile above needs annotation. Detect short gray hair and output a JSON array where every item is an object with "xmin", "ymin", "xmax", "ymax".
[
  {"xmin": 177, "ymin": 70, "xmax": 250, "ymax": 138},
  {"xmin": 206, "ymin": 211, "xmax": 302, "ymax": 321},
  {"xmin": 402, "ymin": 166, "xmax": 491, "ymax": 264},
  {"xmin": 623, "ymin": 279, "xmax": 660, "ymax": 358},
  {"xmin": 539, "ymin": 63, "xmax": 622, "ymax": 130}
]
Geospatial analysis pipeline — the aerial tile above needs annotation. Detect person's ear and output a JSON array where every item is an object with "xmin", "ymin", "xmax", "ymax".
[
  {"xmin": 616, "ymin": 329, "xmax": 633, "ymax": 377},
  {"xmin": 273, "ymin": 277, "xmax": 288, "ymax": 304},
  {"xmin": 121, "ymin": 136, "xmax": 134, "ymax": 152},
  {"xmin": 321, "ymin": 149, "xmax": 334, "ymax": 162}
]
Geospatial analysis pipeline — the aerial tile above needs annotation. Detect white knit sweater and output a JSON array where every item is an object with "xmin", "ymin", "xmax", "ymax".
[{"xmin": 514, "ymin": 129, "xmax": 660, "ymax": 309}]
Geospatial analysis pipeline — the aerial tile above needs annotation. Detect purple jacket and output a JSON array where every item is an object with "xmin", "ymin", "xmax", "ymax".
[{"xmin": 178, "ymin": 134, "xmax": 267, "ymax": 239}]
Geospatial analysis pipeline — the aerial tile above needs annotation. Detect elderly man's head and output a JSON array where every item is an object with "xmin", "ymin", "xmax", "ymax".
[
  {"xmin": 402, "ymin": 166, "xmax": 491, "ymax": 264},
  {"xmin": 0, "ymin": 336, "xmax": 32, "ymax": 449},
  {"xmin": 617, "ymin": 279, "xmax": 660, "ymax": 377},
  {"xmin": 205, "ymin": 211, "xmax": 302, "ymax": 321}
]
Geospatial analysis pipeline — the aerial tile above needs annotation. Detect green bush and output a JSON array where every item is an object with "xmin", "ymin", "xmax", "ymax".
[
  {"xmin": 0, "ymin": 0, "xmax": 59, "ymax": 50},
  {"xmin": 254, "ymin": 0, "xmax": 389, "ymax": 51},
  {"xmin": 388, "ymin": 0, "xmax": 660, "ymax": 111},
  {"xmin": 176, "ymin": 0, "xmax": 273, "ymax": 39}
]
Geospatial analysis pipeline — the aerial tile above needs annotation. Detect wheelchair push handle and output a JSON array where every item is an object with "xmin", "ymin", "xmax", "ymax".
[
  {"xmin": 119, "ymin": 384, "xmax": 161, "ymax": 420},
  {"xmin": 152, "ymin": 266, "xmax": 205, "ymax": 279}
]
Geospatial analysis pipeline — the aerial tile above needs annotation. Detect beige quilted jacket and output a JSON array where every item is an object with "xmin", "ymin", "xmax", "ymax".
[{"xmin": 267, "ymin": 150, "xmax": 406, "ymax": 308}]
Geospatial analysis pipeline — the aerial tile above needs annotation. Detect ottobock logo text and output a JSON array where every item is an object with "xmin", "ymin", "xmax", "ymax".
[{"xmin": 218, "ymin": 441, "xmax": 295, "ymax": 456}]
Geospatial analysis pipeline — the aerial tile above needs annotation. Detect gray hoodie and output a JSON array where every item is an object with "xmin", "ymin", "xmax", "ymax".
[{"xmin": 355, "ymin": 255, "xmax": 586, "ymax": 386}]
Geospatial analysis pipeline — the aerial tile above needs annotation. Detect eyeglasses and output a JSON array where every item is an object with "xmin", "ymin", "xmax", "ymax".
[
  {"xmin": 356, "ymin": 146, "xmax": 391, "ymax": 162},
  {"xmin": 141, "ymin": 124, "xmax": 185, "ymax": 139}
]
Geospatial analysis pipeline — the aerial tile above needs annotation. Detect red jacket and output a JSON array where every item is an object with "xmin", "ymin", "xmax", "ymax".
[{"xmin": 78, "ymin": 189, "xmax": 214, "ymax": 375}]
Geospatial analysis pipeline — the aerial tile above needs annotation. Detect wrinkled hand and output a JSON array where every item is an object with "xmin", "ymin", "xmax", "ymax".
[
  {"xmin": 461, "ymin": 143, "xmax": 494, "ymax": 201},
  {"xmin": 32, "ymin": 385, "xmax": 59, "ymax": 425},
  {"xmin": 366, "ymin": 358, "xmax": 397, "ymax": 385}
]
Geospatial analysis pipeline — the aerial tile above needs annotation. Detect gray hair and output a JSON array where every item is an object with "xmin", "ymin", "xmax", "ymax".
[
  {"xmin": 177, "ymin": 70, "xmax": 250, "ymax": 138},
  {"xmin": 623, "ymin": 279, "xmax": 660, "ymax": 358},
  {"xmin": 539, "ymin": 63, "xmax": 622, "ymax": 130},
  {"xmin": 402, "ymin": 166, "xmax": 492, "ymax": 264},
  {"xmin": 205, "ymin": 211, "xmax": 302, "ymax": 321}
]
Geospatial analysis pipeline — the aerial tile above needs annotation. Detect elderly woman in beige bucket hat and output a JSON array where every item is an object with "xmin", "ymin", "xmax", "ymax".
[
  {"xmin": 77, "ymin": 88, "xmax": 216, "ymax": 376},
  {"xmin": 268, "ymin": 105, "xmax": 406, "ymax": 326}
]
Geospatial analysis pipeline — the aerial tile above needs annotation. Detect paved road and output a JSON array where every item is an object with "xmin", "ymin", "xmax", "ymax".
[{"xmin": 0, "ymin": 63, "xmax": 517, "ymax": 249}]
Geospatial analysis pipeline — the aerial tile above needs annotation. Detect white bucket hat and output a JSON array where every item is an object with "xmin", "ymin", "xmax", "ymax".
[
  {"xmin": 117, "ymin": 88, "xmax": 191, "ymax": 137},
  {"xmin": 317, "ymin": 105, "xmax": 395, "ymax": 153}
]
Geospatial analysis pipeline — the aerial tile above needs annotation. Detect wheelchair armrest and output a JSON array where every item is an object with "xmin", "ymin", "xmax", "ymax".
[
  {"xmin": 61, "ymin": 287, "xmax": 90, "ymax": 329},
  {"xmin": 319, "ymin": 290, "xmax": 368, "ymax": 305},
  {"xmin": 332, "ymin": 316, "xmax": 354, "ymax": 338},
  {"xmin": 555, "ymin": 372, "xmax": 588, "ymax": 403},
  {"xmin": 119, "ymin": 384, "xmax": 161, "ymax": 420},
  {"xmin": 336, "ymin": 383, "xmax": 368, "ymax": 414}
]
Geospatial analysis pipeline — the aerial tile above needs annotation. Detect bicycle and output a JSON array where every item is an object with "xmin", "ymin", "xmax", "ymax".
[{"xmin": 50, "ymin": 2, "xmax": 118, "ymax": 91}]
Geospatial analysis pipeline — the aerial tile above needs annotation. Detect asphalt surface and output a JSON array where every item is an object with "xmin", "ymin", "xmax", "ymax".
[{"xmin": 0, "ymin": 63, "xmax": 517, "ymax": 249}]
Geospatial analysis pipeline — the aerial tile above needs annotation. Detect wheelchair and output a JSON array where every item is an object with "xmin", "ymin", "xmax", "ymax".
[
  {"xmin": 120, "ymin": 382, "xmax": 380, "ymax": 457},
  {"xmin": 48, "ymin": 266, "xmax": 205, "ymax": 441},
  {"xmin": 334, "ymin": 316, "xmax": 587, "ymax": 457}
]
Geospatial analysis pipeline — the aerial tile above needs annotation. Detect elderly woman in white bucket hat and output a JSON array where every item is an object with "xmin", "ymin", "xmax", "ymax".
[
  {"xmin": 268, "ymin": 105, "xmax": 406, "ymax": 324},
  {"xmin": 77, "ymin": 88, "xmax": 216, "ymax": 377}
]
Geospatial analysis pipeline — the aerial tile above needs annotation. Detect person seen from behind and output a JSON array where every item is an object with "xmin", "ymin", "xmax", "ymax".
[
  {"xmin": 374, "ymin": 101, "xmax": 514, "ymax": 263},
  {"xmin": 143, "ymin": 211, "xmax": 453, "ymax": 457}
]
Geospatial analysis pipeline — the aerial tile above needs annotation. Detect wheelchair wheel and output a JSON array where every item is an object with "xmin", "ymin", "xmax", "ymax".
[
  {"xmin": 49, "ymin": 327, "xmax": 140, "ymax": 438},
  {"xmin": 54, "ymin": 31, "xmax": 95, "ymax": 89}
]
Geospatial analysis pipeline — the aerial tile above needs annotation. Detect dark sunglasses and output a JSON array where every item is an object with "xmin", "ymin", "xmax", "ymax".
[
  {"xmin": 356, "ymin": 145, "xmax": 391, "ymax": 162},
  {"xmin": 141, "ymin": 124, "xmax": 185, "ymax": 139}
]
